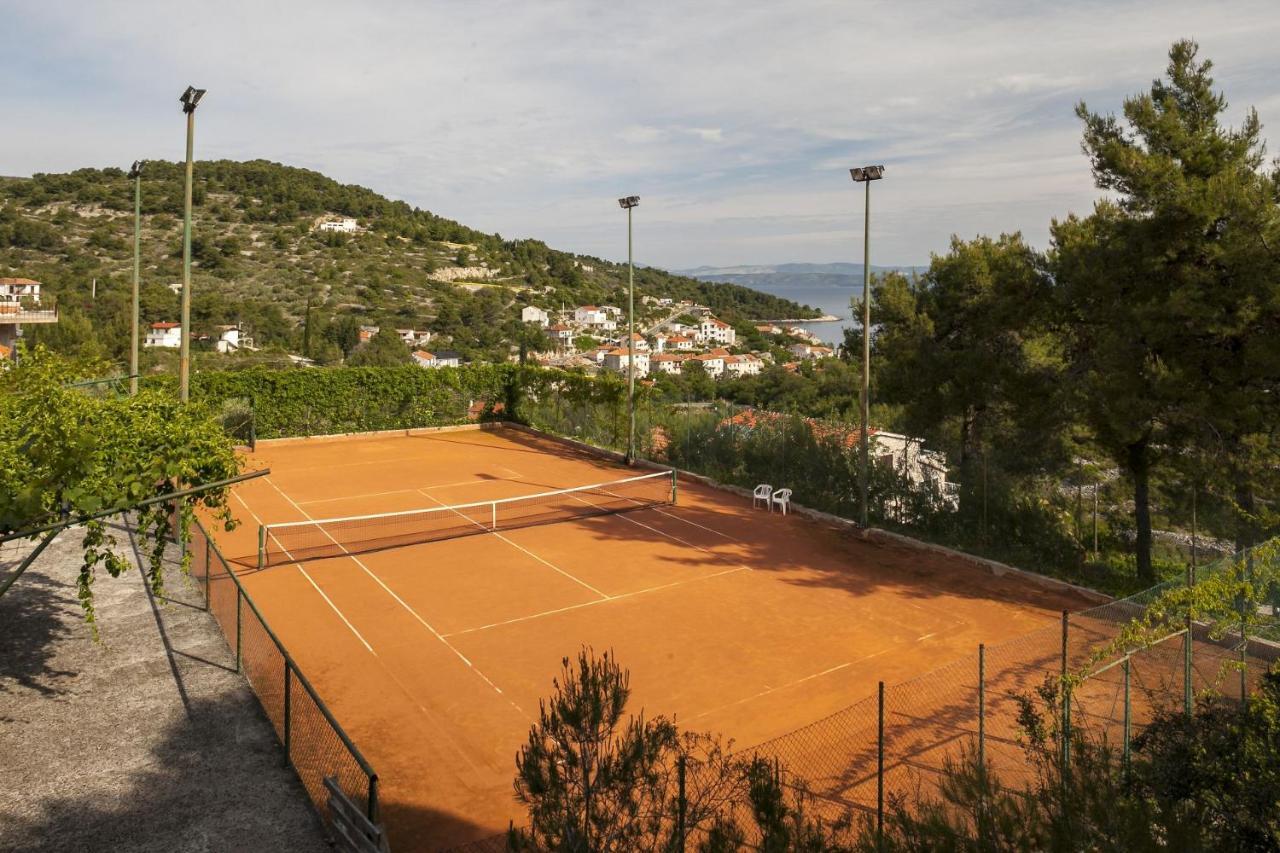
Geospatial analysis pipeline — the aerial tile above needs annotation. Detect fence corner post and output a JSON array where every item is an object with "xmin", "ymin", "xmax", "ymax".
[{"xmin": 1122, "ymin": 656, "xmax": 1131, "ymax": 780}]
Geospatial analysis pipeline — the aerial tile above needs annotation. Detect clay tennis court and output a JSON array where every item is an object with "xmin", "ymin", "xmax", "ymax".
[{"xmin": 209, "ymin": 426, "xmax": 1093, "ymax": 850}]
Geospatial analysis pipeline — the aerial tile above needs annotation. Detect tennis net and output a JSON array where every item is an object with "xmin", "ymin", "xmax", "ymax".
[{"xmin": 258, "ymin": 469, "xmax": 677, "ymax": 567}]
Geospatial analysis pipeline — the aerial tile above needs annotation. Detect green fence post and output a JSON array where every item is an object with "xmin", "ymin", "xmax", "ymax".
[
  {"xmin": 978, "ymin": 643, "xmax": 985, "ymax": 773},
  {"xmin": 1185, "ymin": 558, "xmax": 1194, "ymax": 718},
  {"xmin": 235, "ymin": 588, "xmax": 243, "ymax": 673},
  {"xmin": 1122, "ymin": 656, "xmax": 1131, "ymax": 780},
  {"xmin": 877, "ymin": 680, "xmax": 885, "ymax": 851},
  {"xmin": 1241, "ymin": 549, "xmax": 1251, "ymax": 707},
  {"xmin": 283, "ymin": 659, "xmax": 292, "ymax": 760},
  {"xmin": 677, "ymin": 754, "xmax": 686, "ymax": 852},
  {"xmin": 978, "ymin": 643, "xmax": 986, "ymax": 843},
  {"xmin": 204, "ymin": 536, "xmax": 211, "ymax": 611},
  {"xmin": 1061, "ymin": 611, "xmax": 1071, "ymax": 774}
]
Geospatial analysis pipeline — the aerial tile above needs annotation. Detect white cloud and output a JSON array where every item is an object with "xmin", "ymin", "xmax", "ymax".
[{"xmin": 0, "ymin": 0, "xmax": 1276, "ymax": 268}]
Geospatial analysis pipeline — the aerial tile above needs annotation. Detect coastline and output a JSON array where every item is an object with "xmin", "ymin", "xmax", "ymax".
[{"xmin": 758, "ymin": 314, "xmax": 841, "ymax": 323}]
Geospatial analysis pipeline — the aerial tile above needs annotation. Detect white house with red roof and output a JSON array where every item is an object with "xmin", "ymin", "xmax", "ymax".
[
  {"xmin": 144, "ymin": 322, "xmax": 182, "ymax": 348},
  {"xmin": 665, "ymin": 334, "xmax": 696, "ymax": 351},
  {"xmin": 546, "ymin": 323, "xmax": 575, "ymax": 348},
  {"xmin": 603, "ymin": 347, "xmax": 649, "ymax": 377},
  {"xmin": 411, "ymin": 350, "xmax": 438, "ymax": 368},
  {"xmin": 691, "ymin": 352, "xmax": 725, "ymax": 378},
  {"xmin": 697, "ymin": 316, "xmax": 736, "ymax": 346},
  {"xmin": 650, "ymin": 353, "xmax": 686, "ymax": 375},
  {"xmin": 723, "ymin": 353, "xmax": 763, "ymax": 378}
]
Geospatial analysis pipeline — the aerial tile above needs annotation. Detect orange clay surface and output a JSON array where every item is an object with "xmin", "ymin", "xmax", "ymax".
[{"xmin": 212, "ymin": 426, "xmax": 1093, "ymax": 851}]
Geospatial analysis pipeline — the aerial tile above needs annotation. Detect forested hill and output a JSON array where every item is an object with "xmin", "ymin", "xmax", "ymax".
[{"xmin": 0, "ymin": 161, "xmax": 819, "ymax": 361}]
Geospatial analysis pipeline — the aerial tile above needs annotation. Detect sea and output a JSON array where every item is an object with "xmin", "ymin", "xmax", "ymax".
[{"xmin": 750, "ymin": 282, "xmax": 865, "ymax": 347}]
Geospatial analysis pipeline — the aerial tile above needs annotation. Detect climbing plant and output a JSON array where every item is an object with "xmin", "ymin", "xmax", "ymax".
[{"xmin": 1, "ymin": 346, "xmax": 241, "ymax": 630}]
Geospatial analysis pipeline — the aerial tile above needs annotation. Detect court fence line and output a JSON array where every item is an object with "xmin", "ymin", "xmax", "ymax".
[
  {"xmin": 442, "ymin": 541, "xmax": 1279, "ymax": 852},
  {"xmin": 183, "ymin": 515, "xmax": 381, "ymax": 844}
]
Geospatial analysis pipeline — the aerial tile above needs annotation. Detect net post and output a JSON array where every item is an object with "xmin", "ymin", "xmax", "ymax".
[
  {"xmin": 671, "ymin": 468, "xmax": 678, "ymax": 505},
  {"xmin": 492, "ymin": 501, "xmax": 497, "ymax": 531},
  {"xmin": 258, "ymin": 524, "xmax": 266, "ymax": 570},
  {"xmin": 235, "ymin": 588, "xmax": 243, "ymax": 673},
  {"xmin": 283, "ymin": 659, "xmax": 292, "ymax": 760},
  {"xmin": 876, "ymin": 680, "xmax": 885, "ymax": 850}
]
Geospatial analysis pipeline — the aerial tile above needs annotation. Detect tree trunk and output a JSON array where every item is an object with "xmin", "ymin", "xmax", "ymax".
[{"xmin": 1128, "ymin": 436, "xmax": 1154, "ymax": 584}]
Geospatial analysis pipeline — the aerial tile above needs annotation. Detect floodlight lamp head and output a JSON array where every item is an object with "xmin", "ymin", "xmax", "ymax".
[
  {"xmin": 180, "ymin": 86, "xmax": 206, "ymax": 113},
  {"xmin": 128, "ymin": 160, "xmax": 144, "ymax": 179},
  {"xmin": 618, "ymin": 196, "xmax": 640, "ymax": 209},
  {"xmin": 850, "ymin": 165, "xmax": 885, "ymax": 182}
]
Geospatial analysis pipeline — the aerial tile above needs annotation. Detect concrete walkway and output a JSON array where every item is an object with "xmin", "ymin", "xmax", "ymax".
[{"xmin": 0, "ymin": 524, "xmax": 328, "ymax": 853}]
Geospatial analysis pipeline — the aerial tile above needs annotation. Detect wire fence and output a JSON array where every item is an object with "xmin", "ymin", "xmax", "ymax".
[
  {"xmin": 445, "ymin": 542, "xmax": 1279, "ymax": 852},
  {"xmin": 185, "ymin": 517, "xmax": 379, "ymax": 840}
]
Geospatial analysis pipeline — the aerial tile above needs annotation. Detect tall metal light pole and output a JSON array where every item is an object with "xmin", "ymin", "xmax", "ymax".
[
  {"xmin": 128, "ymin": 161, "xmax": 144, "ymax": 396},
  {"xmin": 618, "ymin": 195, "xmax": 640, "ymax": 464},
  {"xmin": 850, "ymin": 165, "xmax": 884, "ymax": 527},
  {"xmin": 178, "ymin": 85, "xmax": 206, "ymax": 403}
]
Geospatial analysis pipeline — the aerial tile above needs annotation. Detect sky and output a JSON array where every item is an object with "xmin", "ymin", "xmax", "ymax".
[{"xmin": 2, "ymin": 1, "xmax": 1278, "ymax": 270}]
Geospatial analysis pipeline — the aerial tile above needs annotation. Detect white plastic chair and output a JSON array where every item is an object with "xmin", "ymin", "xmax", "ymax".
[
  {"xmin": 752, "ymin": 484, "xmax": 773, "ymax": 510},
  {"xmin": 770, "ymin": 488, "xmax": 793, "ymax": 516}
]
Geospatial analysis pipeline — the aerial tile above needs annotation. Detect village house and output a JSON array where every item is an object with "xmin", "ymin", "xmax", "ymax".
[
  {"xmin": 213, "ymin": 325, "xmax": 254, "ymax": 354},
  {"xmin": 788, "ymin": 343, "xmax": 834, "ymax": 360},
  {"xmin": 411, "ymin": 350, "xmax": 438, "ymax": 368},
  {"xmin": 697, "ymin": 316, "xmax": 736, "ymax": 346},
  {"xmin": 521, "ymin": 306, "xmax": 550, "ymax": 327},
  {"xmin": 358, "ymin": 325, "xmax": 379, "ymax": 343},
  {"xmin": 691, "ymin": 352, "xmax": 725, "ymax": 378},
  {"xmin": 649, "ymin": 353, "xmax": 685, "ymax": 375},
  {"xmin": 317, "ymin": 217, "xmax": 359, "ymax": 233},
  {"xmin": 611, "ymin": 332, "xmax": 648, "ymax": 352},
  {"xmin": 546, "ymin": 323, "xmax": 575, "ymax": 349},
  {"xmin": 722, "ymin": 354, "xmax": 763, "ymax": 378},
  {"xmin": 603, "ymin": 347, "xmax": 649, "ymax": 378},
  {"xmin": 431, "ymin": 350, "xmax": 464, "ymax": 368},
  {"xmin": 665, "ymin": 334, "xmax": 696, "ymax": 351},
  {"xmin": 144, "ymin": 322, "xmax": 182, "ymax": 348}
]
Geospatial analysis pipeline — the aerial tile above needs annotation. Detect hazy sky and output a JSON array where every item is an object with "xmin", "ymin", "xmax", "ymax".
[{"xmin": 2, "ymin": 1, "xmax": 1277, "ymax": 269}]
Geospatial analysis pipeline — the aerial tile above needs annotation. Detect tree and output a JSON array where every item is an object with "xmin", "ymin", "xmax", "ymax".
[
  {"xmin": 871, "ymin": 240, "xmax": 1069, "ymax": 524},
  {"xmin": 1054, "ymin": 40, "xmax": 1280, "ymax": 578},
  {"xmin": 509, "ymin": 648, "xmax": 838, "ymax": 852},
  {"xmin": 347, "ymin": 327, "xmax": 411, "ymax": 367}
]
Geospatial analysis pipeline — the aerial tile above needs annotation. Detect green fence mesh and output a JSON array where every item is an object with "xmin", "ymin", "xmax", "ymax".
[{"xmin": 184, "ymin": 518, "xmax": 379, "ymax": 838}]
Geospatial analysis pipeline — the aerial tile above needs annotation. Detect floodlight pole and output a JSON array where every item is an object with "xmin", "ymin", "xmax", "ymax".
[
  {"xmin": 129, "ymin": 161, "xmax": 142, "ymax": 396},
  {"xmin": 179, "ymin": 86, "xmax": 205, "ymax": 403},
  {"xmin": 850, "ymin": 165, "xmax": 884, "ymax": 528},
  {"xmin": 618, "ymin": 195, "xmax": 640, "ymax": 464}
]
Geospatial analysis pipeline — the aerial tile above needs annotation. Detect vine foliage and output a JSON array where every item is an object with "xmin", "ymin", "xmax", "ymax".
[{"xmin": 1, "ymin": 347, "xmax": 241, "ymax": 632}]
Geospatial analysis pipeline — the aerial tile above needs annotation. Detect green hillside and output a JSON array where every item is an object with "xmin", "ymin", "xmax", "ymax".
[{"xmin": 0, "ymin": 161, "xmax": 819, "ymax": 364}]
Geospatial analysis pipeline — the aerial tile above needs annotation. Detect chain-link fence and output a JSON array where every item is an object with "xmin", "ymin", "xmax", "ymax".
[{"xmin": 185, "ymin": 518, "xmax": 379, "ymax": 838}]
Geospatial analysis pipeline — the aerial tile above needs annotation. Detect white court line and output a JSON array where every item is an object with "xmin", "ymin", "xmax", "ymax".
[
  {"xmin": 415, "ymin": 488, "xmax": 610, "ymax": 600},
  {"xmin": 263, "ymin": 478, "xmax": 521, "ymax": 711},
  {"xmin": 232, "ymin": 491, "xmax": 374, "ymax": 653},
  {"xmin": 688, "ymin": 647, "xmax": 895, "ymax": 722},
  {"xmin": 651, "ymin": 506, "xmax": 743, "ymax": 542},
  {"xmin": 297, "ymin": 476, "xmax": 522, "ymax": 506},
  {"xmin": 232, "ymin": 493, "xmax": 514, "ymax": 752},
  {"xmin": 444, "ymin": 566, "xmax": 747, "ymax": 638}
]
